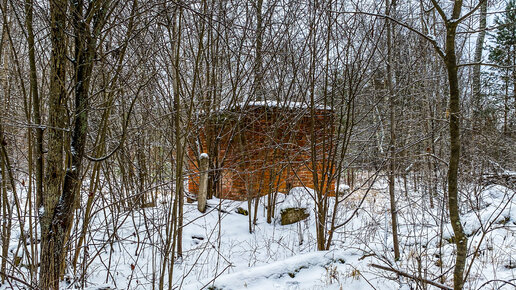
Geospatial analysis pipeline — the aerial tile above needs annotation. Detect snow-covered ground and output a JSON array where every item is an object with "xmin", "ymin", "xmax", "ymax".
[{"xmin": 1, "ymin": 176, "xmax": 515, "ymax": 289}]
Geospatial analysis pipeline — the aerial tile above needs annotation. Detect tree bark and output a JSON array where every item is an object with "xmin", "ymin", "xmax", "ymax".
[
  {"xmin": 39, "ymin": 0, "xmax": 106, "ymax": 287},
  {"xmin": 25, "ymin": 0, "xmax": 43, "ymax": 211},
  {"xmin": 443, "ymin": 4, "xmax": 468, "ymax": 290},
  {"xmin": 172, "ymin": 5, "xmax": 184, "ymax": 259},
  {"xmin": 39, "ymin": 0, "xmax": 68, "ymax": 287},
  {"xmin": 429, "ymin": 1, "xmax": 486, "ymax": 288},
  {"xmin": 198, "ymin": 153, "xmax": 209, "ymax": 213},
  {"xmin": 472, "ymin": 1, "xmax": 487, "ymax": 123},
  {"xmin": 386, "ymin": 0, "xmax": 400, "ymax": 261},
  {"xmin": 445, "ymin": 43, "xmax": 468, "ymax": 290},
  {"xmin": 254, "ymin": 0, "xmax": 264, "ymax": 101}
]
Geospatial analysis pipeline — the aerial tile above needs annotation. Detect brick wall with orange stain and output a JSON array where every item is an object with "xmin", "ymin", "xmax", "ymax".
[{"xmin": 187, "ymin": 106, "xmax": 336, "ymax": 201}]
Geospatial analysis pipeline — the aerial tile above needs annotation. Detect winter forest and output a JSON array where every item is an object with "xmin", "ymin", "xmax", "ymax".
[{"xmin": 0, "ymin": 0, "xmax": 515, "ymax": 289}]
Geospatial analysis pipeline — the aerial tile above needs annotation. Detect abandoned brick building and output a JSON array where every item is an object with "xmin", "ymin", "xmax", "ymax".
[{"xmin": 187, "ymin": 101, "xmax": 336, "ymax": 201}]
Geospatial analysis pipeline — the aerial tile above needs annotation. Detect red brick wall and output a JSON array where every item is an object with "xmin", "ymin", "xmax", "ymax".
[{"xmin": 188, "ymin": 106, "xmax": 336, "ymax": 200}]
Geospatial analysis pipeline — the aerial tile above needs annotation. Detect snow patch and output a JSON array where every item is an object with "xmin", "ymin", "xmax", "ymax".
[
  {"xmin": 183, "ymin": 251, "xmax": 347, "ymax": 290},
  {"xmin": 276, "ymin": 187, "xmax": 316, "ymax": 213}
]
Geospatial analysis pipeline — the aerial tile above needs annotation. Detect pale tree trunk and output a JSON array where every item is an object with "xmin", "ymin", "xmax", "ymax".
[
  {"xmin": 198, "ymin": 154, "xmax": 209, "ymax": 213},
  {"xmin": 472, "ymin": 1, "xmax": 487, "ymax": 124}
]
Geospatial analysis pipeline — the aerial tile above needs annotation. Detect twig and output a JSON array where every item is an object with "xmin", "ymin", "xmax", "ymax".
[
  {"xmin": 477, "ymin": 279, "xmax": 516, "ymax": 289},
  {"xmin": 199, "ymin": 263, "xmax": 233, "ymax": 290},
  {"xmin": 0, "ymin": 271, "xmax": 36, "ymax": 289},
  {"xmin": 370, "ymin": 263, "xmax": 452, "ymax": 290}
]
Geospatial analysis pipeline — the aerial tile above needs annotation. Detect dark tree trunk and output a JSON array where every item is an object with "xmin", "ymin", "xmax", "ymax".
[
  {"xmin": 39, "ymin": 1, "xmax": 106, "ymax": 287},
  {"xmin": 25, "ymin": 0, "xmax": 43, "ymax": 210},
  {"xmin": 386, "ymin": 0, "xmax": 400, "ymax": 261},
  {"xmin": 39, "ymin": 0, "xmax": 68, "ymax": 287},
  {"xmin": 444, "ymin": 14, "xmax": 468, "ymax": 290},
  {"xmin": 429, "ymin": 1, "xmax": 487, "ymax": 288}
]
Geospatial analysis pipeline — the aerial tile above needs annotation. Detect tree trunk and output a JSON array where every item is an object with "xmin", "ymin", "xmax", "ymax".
[
  {"xmin": 472, "ymin": 1, "xmax": 487, "ymax": 124},
  {"xmin": 39, "ymin": 0, "xmax": 68, "ymax": 287},
  {"xmin": 172, "ymin": 6, "xmax": 184, "ymax": 259},
  {"xmin": 428, "ymin": 1, "xmax": 483, "ymax": 288},
  {"xmin": 254, "ymin": 0, "xmax": 264, "ymax": 102},
  {"xmin": 39, "ymin": 1, "xmax": 106, "ymax": 287},
  {"xmin": 444, "ymin": 15, "xmax": 468, "ymax": 290},
  {"xmin": 198, "ymin": 153, "xmax": 209, "ymax": 213},
  {"xmin": 25, "ymin": 0, "xmax": 43, "ymax": 211},
  {"xmin": 0, "ymin": 128, "xmax": 12, "ymax": 283},
  {"xmin": 386, "ymin": 0, "xmax": 400, "ymax": 261}
]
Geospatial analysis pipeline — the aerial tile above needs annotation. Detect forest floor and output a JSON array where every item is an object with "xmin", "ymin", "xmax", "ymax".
[{"xmin": 2, "ymin": 176, "xmax": 515, "ymax": 289}]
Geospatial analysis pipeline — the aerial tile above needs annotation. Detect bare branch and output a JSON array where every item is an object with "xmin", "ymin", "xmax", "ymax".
[
  {"xmin": 458, "ymin": 62, "xmax": 516, "ymax": 69},
  {"xmin": 370, "ymin": 263, "xmax": 453, "ymax": 290},
  {"xmin": 457, "ymin": 0, "xmax": 488, "ymax": 24},
  {"xmin": 329, "ymin": 10, "xmax": 445, "ymax": 59},
  {"xmin": 430, "ymin": 0, "xmax": 447, "ymax": 21}
]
